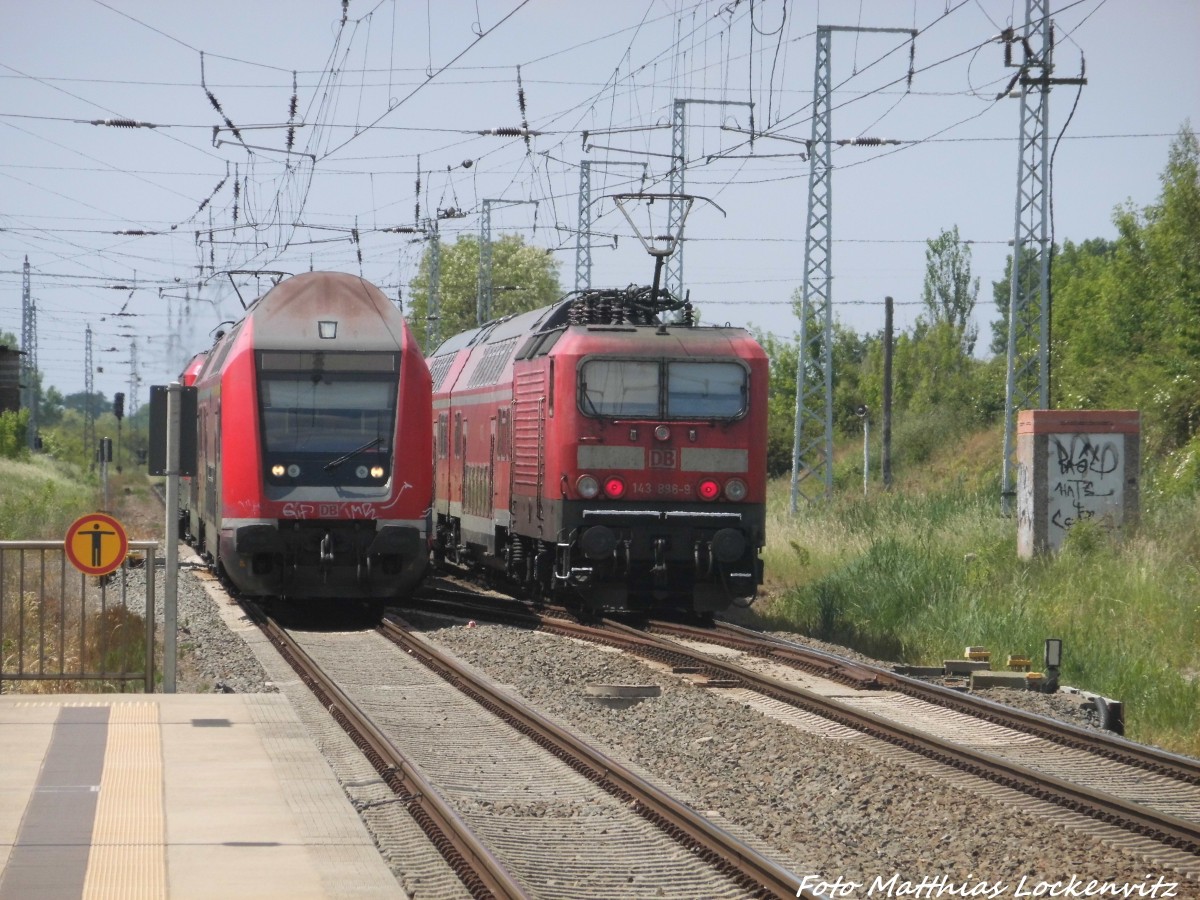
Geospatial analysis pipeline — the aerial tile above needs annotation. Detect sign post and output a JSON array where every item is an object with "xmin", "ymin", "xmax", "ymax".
[
  {"xmin": 65, "ymin": 513, "xmax": 129, "ymax": 577},
  {"xmin": 163, "ymin": 382, "xmax": 181, "ymax": 693}
]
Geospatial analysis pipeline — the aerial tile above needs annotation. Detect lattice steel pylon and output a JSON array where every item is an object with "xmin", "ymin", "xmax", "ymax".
[
  {"xmin": 427, "ymin": 219, "xmax": 441, "ymax": 349},
  {"xmin": 20, "ymin": 256, "xmax": 38, "ymax": 450},
  {"xmin": 789, "ymin": 28, "xmax": 835, "ymax": 512},
  {"xmin": 999, "ymin": 0, "xmax": 1083, "ymax": 515},
  {"xmin": 576, "ymin": 161, "xmax": 593, "ymax": 292},
  {"xmin": 790, "ymin": 26, "xmax": 914, "ymax": 513},
  {"xmin": 666, "ymin": 98, "xmax": 753, "ymax": 304},
  {"xmin": 127, "ymin": 338, "xmax": 140, "ymax": 420},
  {"xmin": 84, "ymin": 324, "xmax": 95, "ymax": 467},
  {"xmin": 477, "ymin": 198, "xmax": 538, "ymax": 325},
  {"xmin": 575, "ymin": 159, "xmax": 648, "ymax": 291}
]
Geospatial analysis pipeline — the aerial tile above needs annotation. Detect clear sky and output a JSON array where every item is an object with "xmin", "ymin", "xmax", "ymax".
[{"xmin": 2, "ymin": 0, "xmax": 1197, "ymax": 403}]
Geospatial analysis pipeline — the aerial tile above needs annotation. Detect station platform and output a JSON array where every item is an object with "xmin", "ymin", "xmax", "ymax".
[{"xmin": 0, "ymin": 694, "xmax": 405, "ymax": 899}]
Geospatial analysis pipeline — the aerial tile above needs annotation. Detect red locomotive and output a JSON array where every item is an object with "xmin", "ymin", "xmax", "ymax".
[
  {"xmin": 429, "ymin": 285, "xmax": 767, "ymax": 616},
  {"xmin": 184, "ymin": 271, "xmax": 431, "ymax": 603}
]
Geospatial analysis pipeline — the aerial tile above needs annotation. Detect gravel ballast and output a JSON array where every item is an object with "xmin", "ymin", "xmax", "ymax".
[
  {"xmin": 415, "ymin": 615, "xmax": 1198, "ymax": 894},
  {"xmin": 111, "ymin": 553, "xmax": 1197, "ymax": 897}
]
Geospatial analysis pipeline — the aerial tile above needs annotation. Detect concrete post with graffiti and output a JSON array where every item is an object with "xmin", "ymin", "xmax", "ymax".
[{"xmin": 1016, "ymin": 410, "xmax": 1140, "ymax": 558}]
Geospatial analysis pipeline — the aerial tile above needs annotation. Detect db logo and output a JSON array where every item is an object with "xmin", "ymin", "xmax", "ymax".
[{"xmin": 649, "ymin": 449, "xmax": 677, "ymax": 469}]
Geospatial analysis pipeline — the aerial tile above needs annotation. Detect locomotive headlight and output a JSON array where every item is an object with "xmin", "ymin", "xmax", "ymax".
[
  {"xmin": 271, "ymin": 464, "xmax": 286, "ymax": 477},
  {"xmin": 697, "ymin": 478, "xmax": 721, "ymax": 501},
  {"xmin": 603, "ymin": 476, "xmax": 626, "ymax": 499},
  {"xmin": 724, "ymin": 478, "xmax": 748, "ymax": 501},
  {"xmin": 576, "ymin": 474, "xmax": 600, "ymax": 499},
  {"xmin": 654, "ymin": 425, "xmax": 671, "ymax": 442},
  {"xmin": 355, "ymin": 465, "xmax": 369, "ymax": 479},
  {"xmin": 286, "ymin": 464, "xmax": 301, "ymax": 478},
  {"xmin": 370, "ymin": 466, "xmax": 385, "ymax": 479}
]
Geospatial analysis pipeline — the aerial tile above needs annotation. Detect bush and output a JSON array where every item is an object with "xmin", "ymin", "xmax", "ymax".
[{"xmin": 0, "ymin": 410, "xmax": 29, "ymax": 460}]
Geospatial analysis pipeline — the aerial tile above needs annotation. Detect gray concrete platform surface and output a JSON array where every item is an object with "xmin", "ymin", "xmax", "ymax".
[{"xmin": 0, "ymin": 694, "xmax": 406, "ymax": 899}]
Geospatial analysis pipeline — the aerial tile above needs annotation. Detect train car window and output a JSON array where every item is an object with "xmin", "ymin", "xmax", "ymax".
[
  {"xmin": 666, "ymin": 361, "xmax": 747, "ymax": 418},
  {"xmin": 259, "ymin": 351, "xmax": 396, "ymax": 372},
  {"xmin": 453, "ymin": 412, "xmax": 462, "ymax": 458},
  {"xmin": 578, "ymin": 360, "xmax": 659, "ymax": 418},
  {"xmin": 436, "ymin": 413, "xmax": 448, "ymax": 459},
  {"xmin": 497, "ymin": 409, "xmax": 510, "ymax": 460},
  {"xmin": 256, "ymin": 351, "xmax": 398, "ymax": 455},
  {"xmin": 207, "ymin": 322, "xmax": 242, "ymax": 374}
]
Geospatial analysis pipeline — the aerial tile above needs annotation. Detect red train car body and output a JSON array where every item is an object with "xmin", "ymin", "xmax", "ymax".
[
  {"xmin": 185, "ymin": 272, "xmax": 431, "ymax": 601},
  {"xmin": 429, "ymin": 288, "xmax": 767, "ymax": 615}
]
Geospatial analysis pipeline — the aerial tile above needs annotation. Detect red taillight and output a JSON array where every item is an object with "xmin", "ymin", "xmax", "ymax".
[
  {"xmin": 698, "ymin": 479, "xmax": 720, "ymax": 501},
  {"xmin": 603, "ymin": 476, "xmax": 626, "ymax": 499}
]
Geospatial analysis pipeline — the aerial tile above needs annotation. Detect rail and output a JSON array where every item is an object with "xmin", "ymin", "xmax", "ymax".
[
  {"xmin": 251, "ymin": 607, "xmax": 530, "ymax": 900},
  {"xmin": 380, "ymin": 613, "xmax": 805, "ymax": 899}
]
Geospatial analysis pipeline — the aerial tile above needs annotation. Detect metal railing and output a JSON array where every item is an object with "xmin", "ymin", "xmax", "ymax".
[{"xmin": 0, "ymin": 540, "xmax": 157, "ymax": 693}]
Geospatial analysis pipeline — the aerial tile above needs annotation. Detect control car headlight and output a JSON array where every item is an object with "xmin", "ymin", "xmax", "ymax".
[
  {"xmin": 286, "ymin": 464, "xmax": 301, "ymax": 478},
  {"xmin": 271, "ymin": 464, "xmax": 286, "ymax": 477},
  {"xmin": 355, "ymin": 465, "xmax": 369, "ymax": 479},
  {"xmin": 370, "ymin": 466, "xmax": 385, "ymax": 479}
]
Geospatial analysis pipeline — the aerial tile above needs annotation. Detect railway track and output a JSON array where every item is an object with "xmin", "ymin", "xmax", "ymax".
[
  {"xmin": 248, "ymin": 602, "xmax": 806, "ymax": 899},
  {"xmin": 250, "ymin": 606, "xmax": 527, "ymax": 900},
  {"xmin": 407, "ymin": 582, "xmax": 1200, "ymax": 874},
  {"xmin": 655, "ymin": 618, "xmax": 1200, "ymax": 786}
]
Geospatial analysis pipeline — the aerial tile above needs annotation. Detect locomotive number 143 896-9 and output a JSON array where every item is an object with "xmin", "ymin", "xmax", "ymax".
[{"xmin": 631, "ymin": 482, "xmax": 694, "ymax": 496}]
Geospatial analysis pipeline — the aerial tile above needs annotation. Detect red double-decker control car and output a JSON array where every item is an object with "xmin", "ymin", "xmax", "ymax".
[{"xmin": 183, "ymin": 271, "xmax": 431, "ymax": 605}]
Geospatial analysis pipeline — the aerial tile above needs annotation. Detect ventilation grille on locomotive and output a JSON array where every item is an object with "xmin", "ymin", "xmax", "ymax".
[
  {"xmin": 428, "ymin": 353, "xmax": 456, "ymax": 391},
  {"xmin": 467, "ymin": 338, "xmax": 519, "ymax": 388}
]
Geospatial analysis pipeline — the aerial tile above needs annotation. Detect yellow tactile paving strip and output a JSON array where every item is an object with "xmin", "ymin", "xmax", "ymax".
[{"xmin": 82, "ymin": 702, "xmax": 166, "ymax": 900}]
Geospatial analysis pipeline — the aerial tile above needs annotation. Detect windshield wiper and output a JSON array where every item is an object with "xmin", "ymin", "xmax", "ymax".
[
  {"xmin": 324, "ymin": 436, "xmax": 384, "ymax": 470},
  {"xmin": 580, "ymin": 384, "xmax": 602, "ymax": 416}
]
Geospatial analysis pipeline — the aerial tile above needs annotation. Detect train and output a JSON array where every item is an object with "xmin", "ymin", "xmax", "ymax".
[
  {"xmin": 181, "ymin": 271, "xmax": 432, "ymax": 604},
  {"xmin": 426, "ymin": 284, "xmax": 768, "ymax": 617}
]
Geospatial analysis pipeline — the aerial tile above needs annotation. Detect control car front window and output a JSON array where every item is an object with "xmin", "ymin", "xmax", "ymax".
[{"xmin": 258, "ymin": 352, "xmax": 398, "ymax": 455}]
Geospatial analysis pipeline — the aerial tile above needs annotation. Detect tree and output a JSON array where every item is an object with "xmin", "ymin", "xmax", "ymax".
[
  {"xmin": 921, "ymin": 225, "xmax": 979, "ymax": 354},
  {"xmin": 407, "ymin": 233, "xmax": 563, "ymax": 352},
  {"xmin": 1050, "ymin": 124, "xmax": 1200, "ymax": 452},
  {"xmin": 63, "ymin": 391, "xmax": 107, "ymax": 415},
  {"xmin": 755, "ymin": 294, "xmax": 875, "ymax": 478},
  {"xmin": 39, "ymin": 386, "xmax": 65, "ymax": 427}
]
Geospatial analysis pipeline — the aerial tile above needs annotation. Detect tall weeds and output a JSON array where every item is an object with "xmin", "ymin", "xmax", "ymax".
[{"xmin": 761, "ymin": 480, "xmax": 1200, "ymax": 756}]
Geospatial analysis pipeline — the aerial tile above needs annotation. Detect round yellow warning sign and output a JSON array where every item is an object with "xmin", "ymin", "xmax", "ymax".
[{"xmin": 65, "ymin": 513, "xmax": 129, "ymax": 577}]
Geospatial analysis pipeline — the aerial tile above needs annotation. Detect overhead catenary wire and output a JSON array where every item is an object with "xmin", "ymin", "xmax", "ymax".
[{"xmin": 0, "ymin": 0, "xmax": 1138, "ymax": 398}]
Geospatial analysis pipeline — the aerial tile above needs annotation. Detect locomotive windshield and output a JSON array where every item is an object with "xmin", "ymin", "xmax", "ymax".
[
  {"xmin": 257, "ymin": 351, "xmax": 398, "ymax": 454},
  {"xmin": 579, "ymin": 358, "xmax": 746, "ymax": 419}
]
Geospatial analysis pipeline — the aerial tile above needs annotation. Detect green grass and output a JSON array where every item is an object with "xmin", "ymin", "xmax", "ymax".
[
  {"xmin": 757, "ymin": 464, "xmax": 1200, "ymax": 757},
  {"xmin": 4, "ymin": 447, "xmax": 1198, "ymax": 751},
  {"xmin": 0, "ymin": 456, "xmax": 94, "ymax": 540}
]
